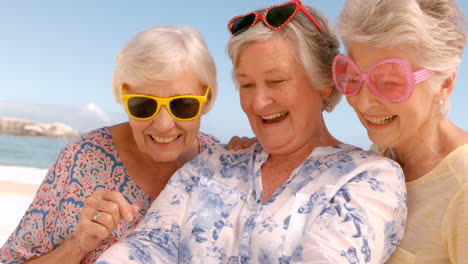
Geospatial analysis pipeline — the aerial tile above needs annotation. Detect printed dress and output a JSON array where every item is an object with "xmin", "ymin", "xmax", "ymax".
[
  {"xmin": 0, "ymin": 127, "xmax": 219, "ymax": 264},
  {"xmin": 97, "ymin": 143, "xmax": 407, "ymax": 264}
]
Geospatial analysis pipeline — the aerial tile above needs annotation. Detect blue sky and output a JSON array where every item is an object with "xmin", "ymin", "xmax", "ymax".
[{"xmin": 0, "ymin": 0, "xmax": 467, "ymax": 148}]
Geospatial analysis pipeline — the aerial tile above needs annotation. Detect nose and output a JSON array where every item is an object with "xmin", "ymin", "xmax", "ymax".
[
  {"xmin": 151, "ymin": 106, "xmax": 176, "ymax": 130},
  {"xmin": 348, "ymin": 80, "xmax": 379, "ymax": 110},
  {"xmin": 252, "ymin": 85, "xmax": 274, "ymax": 113}
]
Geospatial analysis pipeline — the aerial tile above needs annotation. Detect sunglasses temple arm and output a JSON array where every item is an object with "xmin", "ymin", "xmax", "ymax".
[{"xmin": 299, "ymin": 5, "xmax": 323, "ymax": 33}]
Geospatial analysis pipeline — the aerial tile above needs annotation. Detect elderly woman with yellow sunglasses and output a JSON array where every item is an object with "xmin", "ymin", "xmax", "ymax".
[
  {"xmin": 97, "ymin": 1, "xmax": 407, "ymax": 263},
  {"xmin": 0, "ymin": 25, "xmax": 221, "ymax": 263}
]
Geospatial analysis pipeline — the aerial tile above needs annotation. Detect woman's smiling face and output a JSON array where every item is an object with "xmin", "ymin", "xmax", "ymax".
[
  {"xmin": 125, "ymin": 68, "xmax": 206, "ymax": 163},
  {"xmin": 345, "ymin": 42, "xmax": 440, "ymax": 149},
  {"xmin": 236, "ymin": 37, "xmax": 325, "ymax": 155}
]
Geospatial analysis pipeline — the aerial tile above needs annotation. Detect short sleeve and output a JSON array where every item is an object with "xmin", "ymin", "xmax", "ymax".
[
  {"xmin": 443, "ymin": 183, "xmax": 468, "ymax": 263},
  {"xmin": 198, "ymin": 131, "xmax": 220, "ymax": 152}
]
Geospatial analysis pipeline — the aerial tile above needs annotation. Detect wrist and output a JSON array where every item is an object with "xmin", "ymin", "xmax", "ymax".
[{"xmin": 67, "ymin": 234, "xmax": 89, "ymax": 259}]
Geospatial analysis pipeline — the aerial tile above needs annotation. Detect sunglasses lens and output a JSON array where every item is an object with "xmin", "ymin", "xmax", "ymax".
[
  {"xmin": 333, "ymin": 57, "xmax": 361, "ymax": 95},
  {"xmin": 265, "ymin": 4, "xmax": 296, "ymax": 28},
  {"xmin": 170, "ymin": 98, "xmax": 201, "ymax": 119},
  {"xmin": 371, "ymin": 63, "xmax": 409, "ymax": 101},
  {"xmin": 231, "ymin": 13, "xmax": 256, "ymax": 35},
  {"xmin": 127, "ymin": 97, "xmax": 158, "ymax": 119}
]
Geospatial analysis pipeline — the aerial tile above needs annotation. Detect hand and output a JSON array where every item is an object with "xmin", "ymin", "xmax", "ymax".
[
  {"xmin": 74, "ymin": 189, "xmax": 139, "ymax": 254},
  {"xmin": 226, "ymin": 136, "xmax": 257, "ymax": 150}
]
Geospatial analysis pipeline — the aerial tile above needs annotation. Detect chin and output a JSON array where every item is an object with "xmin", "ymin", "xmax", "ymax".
[
  {"xmin": 258, "ymin": 138, "xmax": 289, "ymax": 153},
  {"xmin": 368, "ymin": 133, "xmax": 391, "ymax": 148},
  {"xmin": 150, "ymin": 151, "xmax": 181, "ymax": 163}
]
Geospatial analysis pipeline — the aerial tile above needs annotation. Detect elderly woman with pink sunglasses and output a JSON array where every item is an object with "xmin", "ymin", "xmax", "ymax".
[
  {"xmin": 0, "ymin": 25, "xmax": 222, "ymax": 264},
  {"xmin": 96, "ymin": 1, "xmax": 407, "ymax": 263},
  {"xmin": 334, "ymin": 0, "xmax": 468, "ymax": 263}
]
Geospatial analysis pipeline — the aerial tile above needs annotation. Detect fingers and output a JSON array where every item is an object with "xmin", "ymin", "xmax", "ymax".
[
  {"xmin": 100, "ymin": 190, "xmax": 138, "ymax": 222},
  {"xmin": 74, "ymin": 190, "xmax": 140, "ymax": 252},
  {"xmin": 82, "ymin": 190, "xmax": 139, "ymax": 233},
  {"xmin": 75, "ymin": 207, "xmax": 112, "ymax": 252},
  {"xmin": 87, "ymin": 189, "xmax": 138, "ymax": 222},
  {"xmin": 226, "ymin": 136, "xmax": 257, "ymax": 150},
  {"xmin": 81, "ymin": 205, "xmax": 115, "ymax": 236},
  {"xmin": 226, "ymin": 136, "xmax": 240, "ymax": 150}
]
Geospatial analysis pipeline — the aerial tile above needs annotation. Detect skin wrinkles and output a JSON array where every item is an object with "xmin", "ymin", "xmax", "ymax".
[
  {"xmin": 236, "ymin": 37, "xmax": 340, "ymax": 202},
  {"xmin": 346, "ymin": 41, "xmax": 464, "ymax": 180}
]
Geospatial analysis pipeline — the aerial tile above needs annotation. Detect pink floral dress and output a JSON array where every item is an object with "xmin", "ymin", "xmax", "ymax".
[{"xmin": 0, "ymin": 127, "xmax": 219, "ymax": 263}]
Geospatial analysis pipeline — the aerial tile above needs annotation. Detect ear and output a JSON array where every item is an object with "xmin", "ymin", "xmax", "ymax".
[
  {"xmin": 121, "ymin": 83, "xmax": 129, "ymax": 93},
  {"xmin": 439, "ymin": 72, "xmax": 456, "ymax": 101},
  {"xmin": 321, "ymin": 85, "xmax": 333, "ymax": 99}
]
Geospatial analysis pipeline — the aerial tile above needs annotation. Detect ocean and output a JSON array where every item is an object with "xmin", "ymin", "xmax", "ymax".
[{"xmin": 0, "ymin": 134, "xmax": 71, "ymax": 169}]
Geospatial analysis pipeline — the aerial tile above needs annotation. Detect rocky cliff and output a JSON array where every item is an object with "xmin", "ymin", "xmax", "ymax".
[{"xmin": 0, "ymin": 118, "xmax": 80, "ymax": 138}]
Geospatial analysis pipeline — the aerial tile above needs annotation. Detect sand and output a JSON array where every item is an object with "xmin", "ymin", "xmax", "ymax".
[{"xmin": 0, "ymin": 175, "xmax": 41, "ymax": 246}]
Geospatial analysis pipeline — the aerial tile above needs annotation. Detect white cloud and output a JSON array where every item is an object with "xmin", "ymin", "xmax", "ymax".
[
  {"xmin": 79, "ymin": 103, "xmax": 112, "ymax": 124},
  {"xmin": 0, "ymin": 99, "xmax": 126, "ymax": 133}
]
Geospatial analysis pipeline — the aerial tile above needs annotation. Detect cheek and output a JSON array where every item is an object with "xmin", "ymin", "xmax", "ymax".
[
  {"xmin": 239, "ymin": 90, "xmax": 252, "ymax": 114},
  {"xmin": 346, "ymin": 96, "xmax": 358, "ymax": 109},
  {"xmin": 129, "ymin": 119, "xmax": 148, "ymax": 134},
  {"xmin": 180, "ymin": 120, "xmax": 201, "ymax": 137}
]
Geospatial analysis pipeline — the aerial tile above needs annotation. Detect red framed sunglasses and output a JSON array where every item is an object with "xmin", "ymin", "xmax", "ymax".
[{"xmin": 228, "ymin": 0, "xmax": 323, "ymax": 36}]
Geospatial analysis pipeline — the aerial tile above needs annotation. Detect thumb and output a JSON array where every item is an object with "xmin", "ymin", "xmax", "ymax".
[{"xmin": 131, "ymin": 204, "xmax": 139, "ymax": 216}]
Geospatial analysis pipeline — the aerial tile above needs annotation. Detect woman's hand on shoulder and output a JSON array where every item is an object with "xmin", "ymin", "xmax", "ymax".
[
  {"xmin": 75, "ymin": 189, "xmax": 139, "ymax": 253},
  {"xmin": 226, "ymin": 136, "xmax": 257, "ymax": 150}
]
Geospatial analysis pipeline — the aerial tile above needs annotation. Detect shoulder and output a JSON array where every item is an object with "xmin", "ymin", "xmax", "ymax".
[
  {"xmin": 198, "ymin": 131, "xmax": 221, "ymax": 151},
  {"xmin": 176, "ymin": 143, "xmax": 258, "ymax": 184},
  {"xmin": 50, "ymin": 127, "xmax": 119, "ymax": 179},
  {"xmin": 190, "ymin": 142, "xmax": 256, "ymax": 166},
  {"xmin": 323, "ymin": 144, "xmax": 404, "ymax": 181},
  {"xmin": 446, "ymin": 144, "xmax": 468, "ymax": 183},
  {"xmin": 61, "ymin": 127, "xmax": 115, "ymax": 154},
  {"xmin": 330, "ymin": 143, "xmax": 399, "ymax": 166}
]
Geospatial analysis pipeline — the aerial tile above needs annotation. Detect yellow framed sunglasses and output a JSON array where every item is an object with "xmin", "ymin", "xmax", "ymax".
[{"xmin": 121, "ymin": 85, "xmax": 210, "ymax": 121}]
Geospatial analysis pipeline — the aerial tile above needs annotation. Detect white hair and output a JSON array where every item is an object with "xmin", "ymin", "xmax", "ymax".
[
  {"xmin": 112, "ymin": 25, "xmax": 218, "ymax": 113},
  {"xmin": 227, "ymin": 5, "xmax": 342, "ymax": 112},
  {"xmin": 337, "ymin": 0, "xmax": 467, "ymax": 114}
]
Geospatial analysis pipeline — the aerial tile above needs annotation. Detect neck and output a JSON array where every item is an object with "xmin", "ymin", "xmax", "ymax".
[
  {"xmin": 391, "ymin": 117, "xmax": 467, "ymax": 181},
  {"xmin": 267, "ymin": 118, "xmax": 340, "ymax": 170}
]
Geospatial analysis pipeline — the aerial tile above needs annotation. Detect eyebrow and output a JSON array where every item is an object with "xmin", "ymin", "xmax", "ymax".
[{"xmin": 236, "ymin": 68, "xmax": 287, "ymax": 78}]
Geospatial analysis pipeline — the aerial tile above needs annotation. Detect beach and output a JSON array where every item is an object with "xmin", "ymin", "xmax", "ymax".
[{"xmin": 0, "ymin": 166, "xmax": 46, "ymax": 246}]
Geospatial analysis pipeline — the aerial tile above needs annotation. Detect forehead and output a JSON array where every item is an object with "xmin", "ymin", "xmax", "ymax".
[
  {"xmin": 128, "ymin": 69, "xmax": 204, "ymax": 96},
  {"xmin": 348, "ymin": 42, "xmax": 415, "ymax": 70},
  {"xmin": 236, "ymin": 37, "xmax": 300, "ymax": 76}
]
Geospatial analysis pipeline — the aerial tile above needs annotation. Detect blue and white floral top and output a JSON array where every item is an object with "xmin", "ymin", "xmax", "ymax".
[{"xmin": 97, "ymin": 143, "xmax": 407, "ymax": 264}]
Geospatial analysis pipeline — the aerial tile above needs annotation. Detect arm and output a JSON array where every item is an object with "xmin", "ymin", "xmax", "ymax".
[
  {"xmin": 445, "ymin": 183, "xmax": 468, "ymax": 263},
  {"xmin": 96, "ymin": 158, "xmax": 200, "ymax": 264},
  {"xmin": 0, "ymin": 138, "xmax": 138, "ymax": 264},
  {"xmin": 298, "ymin": 158, "xmax": 407, "ymax": 264},
  {"xmin": 22, "ymin": 190, "xmax": 138, "ymax": 264},
  {"xmin": 0, "ymin": 144, "xmax": 75, "ymax": 263},
  {"xmin": 23, "ymin": 236, "xmax": 87, "ymax": 264}
]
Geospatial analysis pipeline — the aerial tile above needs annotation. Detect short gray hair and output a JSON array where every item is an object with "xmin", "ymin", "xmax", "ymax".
[
  {"xmin": 337, "ymin": 0, "xmax": 467, "ymax": 114},
  {"xmin": 112, "ymin": 25, "xmax": 218, "ymax": 113},
  {"xmin": 227, "ymin": 6, "xmax": 342, "ymax": 112}
]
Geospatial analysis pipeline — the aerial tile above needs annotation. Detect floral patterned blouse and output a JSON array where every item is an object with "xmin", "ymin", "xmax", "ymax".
[
  {"xmin": 0, "ymin": 127, "xmax": 219, "ymax": 264},
  {"xmin": 96, "ymin": 143, "xmax": 407, "ymax": 264}
]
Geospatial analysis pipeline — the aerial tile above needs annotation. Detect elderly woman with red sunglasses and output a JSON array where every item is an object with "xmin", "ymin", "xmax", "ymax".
[
  {"xmin": 334, "ymin": 0, "xmax": 468, "ymax": 263},
  {"xmin": 0, "ymin": 25, "xmax": 221, "ymax": 263},
  {"xmin": 96, "ymin": 1, "xmax": 407, "ymax": 263}
]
